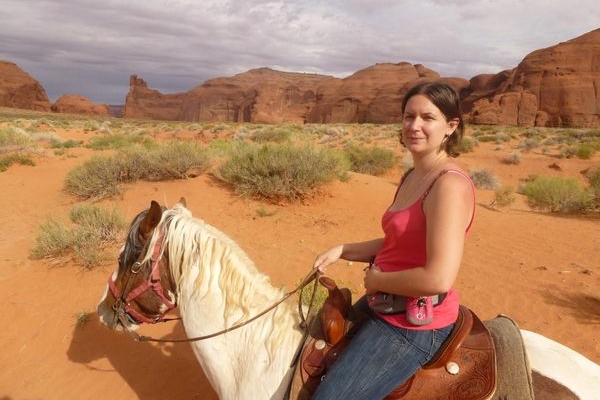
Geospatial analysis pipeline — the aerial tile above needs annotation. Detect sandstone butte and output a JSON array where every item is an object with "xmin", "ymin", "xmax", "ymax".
[
  {"xmin": 1, "ymin": 28, "xmax": 599, "ymax": 127},
  {"xmin": 51, "ymin": 94, "xmax": 110, "ymax": 117}
]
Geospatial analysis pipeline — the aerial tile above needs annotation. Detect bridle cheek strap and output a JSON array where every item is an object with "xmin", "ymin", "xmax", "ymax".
[{"xmin": 108, "ymin": 263, "xmax": 176, "ymax": 324}]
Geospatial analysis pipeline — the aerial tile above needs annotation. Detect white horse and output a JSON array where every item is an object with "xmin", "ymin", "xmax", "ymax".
[{"xmin": 97, "ymin": 200, "xmax": 600, "ymax": 400}]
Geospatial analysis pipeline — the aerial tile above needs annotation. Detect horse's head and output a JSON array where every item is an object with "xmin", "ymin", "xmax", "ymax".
[{"xmin": 97, "ymin": 199, "xmax": 185, "ymax": 331}]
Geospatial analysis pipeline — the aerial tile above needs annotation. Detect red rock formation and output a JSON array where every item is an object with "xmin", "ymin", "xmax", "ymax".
[
  {"xmin": 124, "ymin": 64, "xmax": 468, "ymax": 124},
  {"xmin": 123, "ymin": 75, "xmax": 187, "ymax": 120},
  {"xmin": 51, "ymin": 94, "xmax": 110, "ymax": 116},
  {"xmin": 0, "ymin": 61, "xmax": 51, "ymax": 111},
  {"xmin": 182, "ymin": 68, "xmax": 337, "ymax": 123},
  {"xmin": 468, "ymin": 29, "xmax": 600, "ymax": 127}
]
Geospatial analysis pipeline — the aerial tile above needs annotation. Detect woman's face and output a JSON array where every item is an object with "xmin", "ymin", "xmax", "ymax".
[{"xmin": 401, "ymin": 94, "xmax": 457, "ymax": 155}]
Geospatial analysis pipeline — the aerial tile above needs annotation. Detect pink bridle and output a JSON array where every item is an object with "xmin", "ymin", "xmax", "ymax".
[{"xmin": 108, "ymin": 229, "xmax": 176, "ymax": 325}]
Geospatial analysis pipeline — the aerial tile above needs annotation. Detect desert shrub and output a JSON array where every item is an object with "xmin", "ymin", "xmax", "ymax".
[
  {"xmin": 30, "ymin": 218, "xmax": 75, "ymax": 259},
  {"xmin": 64, "ymin": 155, "xmax": 122, "ymax": 199},
  {"xmin": 0, "ymin": 126, "xmax": 32, "ymax": 147},
  {"xmin": 343, "ymin": 144, "xmax": 397, "ymax": 176},
  {"xmin": 251, "ymin": 127, "xmax": 292, "ymax": 143},
  {"xmin": 64, "ymin": 142, "xmax": 211, "ymax": 199},
  {"xmin": 299, "ymin": 278, "xmax": 329, "ymax": 309},
  {"xmin": 472, "ymin": 129, "xmax": 511, "ymax": 144},
  {"xmin": 519, "ymin": 175, "xmax": 592, "ymax": 213},
  {"xmin": 31, "ymin": 204, "xmax": 126, "ymax": 268},
  {"xmin": 502, "ymin": 150, "xmax": 522, "ymax": 165},
  {"xmin": 74, "ymin": 311, "xmax": 92, "ymax": 328},
  {"xmin": 0, "ymin": 153, "xmax": 35, "ymax": 172},
  {"xmin": 472, "ymin": 134, "xmax": 496, "ymax": 143},
  {"xmin": 518, "ymin": 138, "xmax": 540, "ymax": 152},
  {"xmin": 560, "ymin": 145, "xmax": 578, "ymax": 159},
  {"xmin": 454, "ymin": 136, "xmax": 477, "ymax": 154},
  {"xmin": 215, "ymin": 142, "xmax": 346, "ymax": 202},
  {"xmin": 520, "ymin": 129, "xmax": 545, "ymax": 139},
  {"xmin": 584, "ymin": 167, "xmax": 600, "ymax": 205},
  {"xmin": 69, "ymin": 203, "xmax": 126, "ymax": 242},
  {"xmin": 86, "ymin": 133, "xmax": 155, "ymax": 150},
  {"xmin": 495, "ymin": 132, "xmax": 512, "ymax": 143},
  {"xmin": 146, "ymin": 141, "xmax": 211, "ymax": 179},
  {"xmin": 49, "ymin": 138, "xmax": 82, "ymax": 149},
  {"xmin": 490, "ymin": 186, "xmax": 516, "ymax": 208},
  {"xmin": 470, "ymin": 168, "xmax": 501, "ymax": 190},
  {"xmin": 575, "ymin": 144, "xmax": 596, "ymax": 159}
]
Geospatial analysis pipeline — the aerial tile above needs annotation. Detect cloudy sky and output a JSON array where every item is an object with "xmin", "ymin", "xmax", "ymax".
[{"xmin": 1, "ymin": 0, "xmax": 598, "ymax": 105}]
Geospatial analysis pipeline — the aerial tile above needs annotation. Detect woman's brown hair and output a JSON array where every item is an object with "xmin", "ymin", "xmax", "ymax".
[{"xmin": 401, "ymin": 82, "xmax": 465, "ymax": 156}]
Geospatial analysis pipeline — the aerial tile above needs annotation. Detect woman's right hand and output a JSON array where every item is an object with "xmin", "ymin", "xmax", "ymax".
[{"xmin": 313, "ymin": 244, "xmax": 344, "ymax": 273}]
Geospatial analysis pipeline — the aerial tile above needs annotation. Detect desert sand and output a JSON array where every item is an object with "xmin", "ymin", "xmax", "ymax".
[{"xmin": 0, "ymin": 121, "xmax": 598, "ymax": 400}]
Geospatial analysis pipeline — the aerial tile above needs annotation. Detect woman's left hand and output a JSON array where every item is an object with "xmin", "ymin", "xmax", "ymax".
[{"xmin": 364, "ymin": 264, "xmax": 381, "ymax": 294}]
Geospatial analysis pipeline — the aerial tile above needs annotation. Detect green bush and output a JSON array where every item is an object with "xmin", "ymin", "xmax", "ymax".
[
  {"xmin": 520, "ymin": 175, "xmax": 592, "ymax": 213},
  {"xmin": 215, "ymin": 142, "xmax": 346, "ymax": 201},
  {"xmin": 576, "ymin": 144, "xmax": 596, "ymax": 159},
  {"xmin": 343, "ymin": 144, "xmax": 397, "ymax": 176}
]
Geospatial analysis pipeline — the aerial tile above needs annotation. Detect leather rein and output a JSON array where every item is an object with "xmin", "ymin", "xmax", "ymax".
[{"xmin": 109, "ymin": 225, "xmax": 321, "ymax": 343}]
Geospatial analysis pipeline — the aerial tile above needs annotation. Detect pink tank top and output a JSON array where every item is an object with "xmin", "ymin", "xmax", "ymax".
[{"xmin": 374, "ymin": 169, "xmax": 475, "ymax": 330}]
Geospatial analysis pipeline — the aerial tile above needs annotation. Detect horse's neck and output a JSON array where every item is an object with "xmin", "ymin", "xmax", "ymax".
[{"xmin": 172, "ymin": 234, "xmax": 303, "ymax": 400}]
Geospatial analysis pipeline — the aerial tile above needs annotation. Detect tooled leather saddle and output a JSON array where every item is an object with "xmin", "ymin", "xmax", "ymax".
[{"xmin": 290, "ymin": 276, "xmax": 497, "ymax": 400}]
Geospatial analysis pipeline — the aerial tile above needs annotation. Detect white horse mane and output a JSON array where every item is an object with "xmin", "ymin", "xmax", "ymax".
[{"xmin": 141, "ymin": 203, "xmax": 301, "ymax": 364}]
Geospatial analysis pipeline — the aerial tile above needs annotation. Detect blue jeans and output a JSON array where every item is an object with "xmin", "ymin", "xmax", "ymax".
[{"xmin": 312, "ymin": 296, "xmax": 454, "ymax": 400}]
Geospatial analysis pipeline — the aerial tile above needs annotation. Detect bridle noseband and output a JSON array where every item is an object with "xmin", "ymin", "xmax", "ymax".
[{"xmin": 108, "ymin": 227, "xmax": 176, "ymax": 326}]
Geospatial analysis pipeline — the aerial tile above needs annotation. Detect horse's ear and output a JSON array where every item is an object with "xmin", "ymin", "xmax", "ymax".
[
  {"xmin": 138, "ymin": 201, "xmax": 163, "ymax": 240},
  {"xmin": 178, "ymin": 197, "xmax": 187, "ymax": 207}
]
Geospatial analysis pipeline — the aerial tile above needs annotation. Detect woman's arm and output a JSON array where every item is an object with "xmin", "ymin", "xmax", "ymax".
[
  {"xmin": 364, "ymin": 173, "xmax": 474, "ymax": 296},
  {"xmin": 314, "ymin": 238, "xmax": 384, "ymax": 272}
]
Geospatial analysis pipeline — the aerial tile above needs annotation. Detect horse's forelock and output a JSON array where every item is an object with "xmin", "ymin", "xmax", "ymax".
[{"xmin": 118, "ymin": 209, "xmax": 149, "ymax": 273}]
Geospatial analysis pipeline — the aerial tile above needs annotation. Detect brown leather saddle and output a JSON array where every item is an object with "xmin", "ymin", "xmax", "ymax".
[{"xmin": 290, "ymin": 276, "xmax": 497, "ymax": 400}]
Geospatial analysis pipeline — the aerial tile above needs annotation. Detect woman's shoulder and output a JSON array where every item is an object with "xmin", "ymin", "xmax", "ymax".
[{"xmin": 425, "ymin": 164, "xmax": 473, "ymax": 199}]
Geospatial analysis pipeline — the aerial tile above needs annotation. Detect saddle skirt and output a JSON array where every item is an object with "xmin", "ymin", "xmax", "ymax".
[{"xmin": 289, "ymin": 277, "xmax": 497, "ymax": 400}]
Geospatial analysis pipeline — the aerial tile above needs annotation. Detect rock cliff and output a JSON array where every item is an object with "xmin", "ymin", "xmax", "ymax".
[
  {"xmin": 124, "ymin": 64, "xmax": 469, "ymax": 124},
  {"xmin": 466, "ymin": 28, "xmax": 600, "ymax": 127},
  {"xmin": 0, "ymin": 61, "xmax": 51, "ymax": 111}
]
